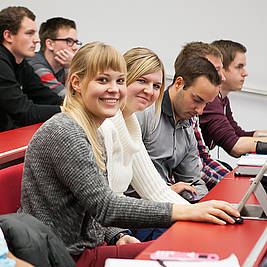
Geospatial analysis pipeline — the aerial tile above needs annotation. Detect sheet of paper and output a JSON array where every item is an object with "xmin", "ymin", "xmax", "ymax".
[
  {"xmin": 237, "ymin": 154, "xmax": 267, "ymax": 166},
  {"xmin": 105, "ymin": 254, "xmax": 240, "ymax": 267}
]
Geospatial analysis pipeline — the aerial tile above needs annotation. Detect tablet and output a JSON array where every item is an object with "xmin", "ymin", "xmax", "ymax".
[{"xmin": 232, "ymin": 161, "xmax": 267, "ymax": 220}]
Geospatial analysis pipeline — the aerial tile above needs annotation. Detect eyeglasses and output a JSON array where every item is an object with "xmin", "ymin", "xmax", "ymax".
[{"xmin": 51, "ymin": 38, "xmax": 82, "ymax": 47}]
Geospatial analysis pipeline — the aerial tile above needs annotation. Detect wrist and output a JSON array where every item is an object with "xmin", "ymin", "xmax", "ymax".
[
  {"xmin": 109, "ymin": 230, "xmax": 132, "ymax": 245},
  {"xmin": 256, "ymin": 141, "xmax": 267, "ymax": 154}
]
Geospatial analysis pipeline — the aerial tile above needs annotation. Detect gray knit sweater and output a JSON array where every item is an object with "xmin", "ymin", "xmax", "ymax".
[{"xmin": 20, "ymin": 113, "xmax": 172, "ymax": 255}]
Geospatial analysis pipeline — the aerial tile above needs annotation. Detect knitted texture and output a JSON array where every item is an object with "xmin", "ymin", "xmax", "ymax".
[
  {"xmin": 20, "ymin": 113, "xmax": 172, "ymax": 255},
  {"xmin": 100, "ymin": 110, "xmax": 189, "ymax": 204}
]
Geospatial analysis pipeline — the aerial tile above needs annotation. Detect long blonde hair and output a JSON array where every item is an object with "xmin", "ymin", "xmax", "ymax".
[
  {"xmin": 63, "ymin": 42, "xmax": 127, "ymax": 170},
  {"xmin": 123, "ymin": 47, "xmax": 165, "ymax": 115}
]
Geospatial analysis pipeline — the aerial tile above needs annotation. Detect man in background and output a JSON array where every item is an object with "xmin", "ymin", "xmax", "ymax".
[
  {"xmin": 173, "ymin": 41, "xmax": 230, "ymax": 190},
  {"xmin": 27, "ymin": 17, "xmax": 81, "ymax": 97},
  {"xmin": 200, "ymin": 40, "xmax": 267, "ymax": 157},
  {"xmin": 0, "ymin": 6, "xmax": 62, "ymax": 132}
]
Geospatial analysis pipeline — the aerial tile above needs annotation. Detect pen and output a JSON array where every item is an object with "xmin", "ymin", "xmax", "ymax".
[
  {"xmin": 157, "ymin": 259, "xmax": 167, "ymax": 267},
  {"xmin": 190, "ymin": 180, "xmax": 198, "ymax": 186}
]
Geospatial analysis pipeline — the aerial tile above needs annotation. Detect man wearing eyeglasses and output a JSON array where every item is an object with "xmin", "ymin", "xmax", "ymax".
[
  {"xmin": 0, "ymin": 6, "xmax": 62, "ymax": 132},
  {"xmin": 27, "ymin": 17, "xmax": 82, "ymax": 97}
]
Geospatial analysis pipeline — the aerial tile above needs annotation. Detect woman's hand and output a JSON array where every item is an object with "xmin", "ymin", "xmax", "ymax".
[
  {"xmin": 171, "ymin": 200, "xmax": 240, "ymax": 225},
  {"xmin": 116, "ymin": 235, "xmax": 141, "ymax": 245}
]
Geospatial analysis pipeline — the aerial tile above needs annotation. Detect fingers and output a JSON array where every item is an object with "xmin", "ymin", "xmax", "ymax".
[
  {"xmin": 199, "ymin": 200, "xmax": 240, "ymax": 225},
  {"xmin": 204, "ymin": 213, "xmax": 227, "ymax": 225},
  {"xmin": 209, "ymin": 200, "xmax": 240, "ymax": 217},
  {"xmin": 55, "ymin": 49, "xmax": 75, "ymax": 68},
  {"xmin": 185, "ymin": 185, "xmax": 197, "ymax": 195},
  {"xmin": 116, "ymin": 235, "xmax": 140, "ymax": 245},
  {"xmin": 171, "ymin": 182, "xmax": 198, "ymax": 194}
]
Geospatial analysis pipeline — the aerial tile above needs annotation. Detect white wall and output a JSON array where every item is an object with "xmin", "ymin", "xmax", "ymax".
[
  {"xmin": 1, "ymin": 0, "xmax": 267, "ymax": 93},
  {"xmin": 1, "ymin": 0, "xmax": 267, "ymax": 167}
]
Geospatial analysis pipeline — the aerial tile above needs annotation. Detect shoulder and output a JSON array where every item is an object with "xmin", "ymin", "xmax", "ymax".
[
  {"xmin": 136, "ymin": 104, "xmax": 156, "ymax": 125},
  {"xmin": 32, "ymin": 113, "xmax": 86, "ymax": 146},
  {"xmin": 203, "ymin": 95, "xmax": 224, "ymax": 115},
  {"xmin": 26, "ymin": 52, "xmax": 49, "ymax": 69},
  {"xmin": 0, "ymin": 47, "xmax": 14, "ymax": 71}
]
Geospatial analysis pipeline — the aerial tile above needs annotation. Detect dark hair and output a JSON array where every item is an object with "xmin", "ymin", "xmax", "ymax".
[
  {"xmin": 175, "ymin": 56, "xmax": 221, "ymax": 88},
  {"xmin": 211, "ymin": 40, "xmax": 247, "ymax": 70},
  {"xmin": 0, "ymin": 6, "xmax": 35, "ymax": 44},
  {"xmin": 173, "ymin": 41, "xmax": 222, "ymax": 83},
  {"xmin": 39, "ymin": 17, "xmax": 76, "ymax": 52}
]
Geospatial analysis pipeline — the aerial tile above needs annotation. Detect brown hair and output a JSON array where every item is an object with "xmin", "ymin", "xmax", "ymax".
[
  {"xmin": 211, "ymin": 40, "xmax": 247, "ymax": 70},
  {"xmin": 173, "ymin": 41, "xmax": 222, "ymax": 83},
  {"xmin": 0, "ymin": 6, "xmax": 35, "ymax": 44},
  {"xmin": 175, "ymin": 56, "xmax": 221, "ymax": 89},
  {"xmin": 39, "ymin": 17, "xmax": 76, "ymax": 52}
]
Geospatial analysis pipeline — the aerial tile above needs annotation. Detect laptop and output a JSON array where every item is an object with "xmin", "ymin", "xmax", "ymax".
[{"xmin": 231, "ymin": 160, "xmax": 267, "ymax": 220}]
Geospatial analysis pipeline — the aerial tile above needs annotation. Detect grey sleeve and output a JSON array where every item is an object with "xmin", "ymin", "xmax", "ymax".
[
  {"xmin": 104, "ymin": 227, "xmax": 129, "ymax": 244},
  {"xmin": 173, "ymin": 128, "xmax": 208, "ymax": 201},
  {"xmin": 45, "ymin": 121, "xmax": 173, "ymax": 230}
]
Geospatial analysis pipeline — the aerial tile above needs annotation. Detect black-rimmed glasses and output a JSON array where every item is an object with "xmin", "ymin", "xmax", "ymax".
[{"xmin": 51, "ymin": 38, "xmax": 82, "ymax": 47}]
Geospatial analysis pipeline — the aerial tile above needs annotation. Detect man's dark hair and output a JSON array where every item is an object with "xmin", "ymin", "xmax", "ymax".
[
  {"xmin": 175, "ymin": 56, "xmax": 221, "ymax": 88},
  {"xmin": 173, "ymin": 41, "xmax": 222, "ymax": 83},
  {"xmin": 211, "ymin": 40, "xmax": 247, "ymax": 70},
  {"xmin": 0, "ymin": 6, "xmax": 35, "ymax": 44},
  {"xmin": 39, "ymin": 17, "xmax": 76, "ymax": 52}
]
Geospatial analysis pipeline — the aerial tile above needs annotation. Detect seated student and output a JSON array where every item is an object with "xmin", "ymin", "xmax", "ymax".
[
  {"xmin": 20, "ymin": 42, "xmax": 240, "ymax": 267},
  {"xmin": 0, "ymin": 6, "xmax": 62, "ymax": 132},
  {"xmin": 136, "ymin": 55, "xmax": 221, "ymax": 202},
  {"xmin": 199, "ymin": 40, "xmax": 267, "ymax": 157},
  {"xmin": 100, "ymin": 47, "xmax": 190, "ymax": 204},
  {"xmin": 27, "ymin": 17, "xmax": 81, "ymax": 97},
  {"xmin": 174, "ymin": 41, "xmax": 230, "ymax": 190}
]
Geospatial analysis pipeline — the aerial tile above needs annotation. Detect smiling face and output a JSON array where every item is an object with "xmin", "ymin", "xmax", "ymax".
[
  {"xmin": 222, "ymin": 52, "xmax": 248, "ymax": 93},
  {"xmin": 5, "ymin": 16, "xmax": 39, "ymax": 63},
  {"xmin": 73, "ymin": 69, "xmax": 127, "ymax": 125},
  {"xmin": 123, "ymin": 69, "xmax": 163, "ymax": 117},
  {"xmin": 172, "ymin": 76, "xmax": 219, "ymax": 121}
]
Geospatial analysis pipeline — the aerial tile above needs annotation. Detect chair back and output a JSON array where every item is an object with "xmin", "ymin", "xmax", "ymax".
[{"xmin": 0, "ymin": 163, "xmax": 23, "ymax": 215}]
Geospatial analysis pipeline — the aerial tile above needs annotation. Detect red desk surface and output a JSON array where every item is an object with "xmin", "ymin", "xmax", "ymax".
[
  {"xmin": 135, "ymin": 220, "xmax": 267, "ymax": 266},
  {"xmin": 0, "ymin": 123, "xmax": 42, "ymax": 164},
  {"xmin": 202, "ymin": 178, "xmax": 258, "ymax": 205},
  {"xmin": 136, "ymin": 176, "xmax": 267, "ymax": 266}
]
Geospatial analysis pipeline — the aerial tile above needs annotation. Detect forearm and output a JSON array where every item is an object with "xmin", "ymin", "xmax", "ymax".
[
  {"xmin": 132, "ymin": 144, "xmax": 189, "ymax": 204},
  {"xmin": 230, "ymin": 136, "xmax": 267, "ymax": 157}
]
